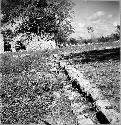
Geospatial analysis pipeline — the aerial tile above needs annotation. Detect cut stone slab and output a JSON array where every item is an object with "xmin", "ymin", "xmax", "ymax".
[
  {"xmin": 59, "ymin": 61, "xmax": 119, "ymax": 124},
  {"xmin": 77, "ymin": 115, "xmax": 94, "ymax": 125}
]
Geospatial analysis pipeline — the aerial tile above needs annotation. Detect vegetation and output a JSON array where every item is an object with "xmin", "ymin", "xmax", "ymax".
[
  {"xmin": 1, "ymin": 1, "xmax": 120, "ymax": 124},
  {"xmin": 1, "ymin": 0, "xmax": 74, "ymax": 51},
  {"xmin": 0, "ymin": 51, "xmax": 77, "ymax": 124},
  {"xmin": 67, "ymin": 25, "xmax": 120, "ymax": 46},
  {"xmin": 62, "ymin": 48, "xmax": 120, "ymax": 120},
  {"xmin": 2, "ymin": 0, "xmax": 120, "ymax": 51},
  {"xmin": 73, "ymin": 59, "xmax": 120, "ymax": 113},
  {"xmin": 0, "ymin": 43, "xmax": 120, "ymax": 124}
]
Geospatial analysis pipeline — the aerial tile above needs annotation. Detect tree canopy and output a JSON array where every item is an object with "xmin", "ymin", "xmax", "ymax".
[
  {"xmin": 115, "ymin": 25, "xmax": 120, "ymax": 35},
  {"xmin": 2, "ymin": 0, "xmax": 74, "ymax": 48}
]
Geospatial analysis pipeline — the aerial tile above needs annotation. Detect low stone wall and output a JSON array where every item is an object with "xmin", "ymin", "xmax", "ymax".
[
  {"xmin": 59, "ymin": 61, "xmax": 120, "ymax": 124},
  {"xmin": 57, "ymin": 41, "xmax": 120, "ymax": 56}
]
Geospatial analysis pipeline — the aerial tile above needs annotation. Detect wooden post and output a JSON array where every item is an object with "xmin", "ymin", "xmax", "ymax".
[
  {"xmin": 11, "ymin": 41, "xmax": 16, "ymax": 52},
  {"xmin": 0, "ymin": 34, "xmax": 4, "ymax": 54}
]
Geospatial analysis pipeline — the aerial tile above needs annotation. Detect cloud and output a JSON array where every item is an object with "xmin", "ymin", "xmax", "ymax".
[
  {"xmin": 91, "ymin": 19, "xmax": 101, "ymax": 24},
  {"xmin": 93, "ymin": 22, "xmax": 115, "ymax": 37},
  {"xmin": 78, "ymin": 22, "xmax": 85, "ymax": 28},
  {"xmin": 71, "ymin": 11, "xmax": 116, "ymax": 39},
  {"xmin": 71, "ymin": 22, "xmax": 86, "ymax": 32},
  {"xmin": 113, "ymin": 21, "xmax": 118, "ymax": 26},
  {"xmin": 86, "ymin": 11, "xmax": 116, "ymax": 37},
  {"xmin": 88, "ymin": 11, "xmax": 113, "ymax": 24},
  {"xmin": 70, "ymin": 30, "xmax": 90, "ymax": 39},
  {"xmin": 70, "ymin": 21, "xmax": 90, "ymax": 39},
  {"xmin": 88, "ymin": 11, "xmax": 106, "ymax": 21},
  {"xmin": 107, "ymin": 14, "xmax": 112, "ymax": 18}
]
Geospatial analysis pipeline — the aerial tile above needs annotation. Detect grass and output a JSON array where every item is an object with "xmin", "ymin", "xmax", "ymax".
[
  {"xmin": 61, "ymin": 44, "xmax": 120, "ymax": 115},
  {"xmin": 0, "ymin": 41, "xmax": 120, "ymax": 124},
  {"xmin": 56, "ymin": 40, "xmax": 120, "ymax": 56},
  {"xmin": 72, "ymin": 59, "xmax": 120, "ymax": 113},
  {"xmin": 0, "ymin": 50, "xmax": 77, "ymax": 124}
]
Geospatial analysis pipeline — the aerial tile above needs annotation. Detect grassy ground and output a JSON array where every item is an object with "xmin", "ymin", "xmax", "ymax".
[
  {"xmin": 0, "ymin": 50, "xmax": 77, "ymax": 124},
  {"xmin": 55, "ymin": 40, "xmax": 120, "ymax": 56},
  {"xmin": 0, "ymin": 41, "xmax": 120, "ymax": 124},
  {"xmin": 61, "ymin": 45, "xmax": 120, "ymax": 115},
  {"xmin": 71, "ymin": 59, "xmax": 120, "ymax": 113}
]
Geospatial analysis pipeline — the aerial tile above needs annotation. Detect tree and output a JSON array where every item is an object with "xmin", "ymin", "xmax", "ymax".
[
  {"xmin": 109, "ymin": 25, "xmax": 120, "ymax": 42},
  {"xmin": 116, "ymin": 25, "xmax": 120, "ymax": 35},
  {"xmin": 115, "ymin": 25, "xmax": 120, "ymax": 40},
  {"xmin": 2, "ymin": 0, "xmax": 74, "ymax": 49},
  {"xmin": 87, "ymin": 26, "xmax": 94, "ymax": 38},
  {"xmin": 69, "ymin": 38, "xmax": 78, "ymax": 45}
]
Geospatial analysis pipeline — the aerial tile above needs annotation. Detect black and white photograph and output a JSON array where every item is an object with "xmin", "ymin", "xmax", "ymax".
[{"xmin": 0, "ymin": 0, "xmax": 120, "ymax": 124}]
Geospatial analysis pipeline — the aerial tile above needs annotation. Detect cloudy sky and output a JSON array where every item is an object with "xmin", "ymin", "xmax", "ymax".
[{"xmin": 70, "ymin": 0, "xmax": 120, "ymax": 39}]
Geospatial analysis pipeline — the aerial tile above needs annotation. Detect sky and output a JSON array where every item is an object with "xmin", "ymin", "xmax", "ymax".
[{"xmin": 70, "ymin": 0, "xmax": 120, "ymax": 39}]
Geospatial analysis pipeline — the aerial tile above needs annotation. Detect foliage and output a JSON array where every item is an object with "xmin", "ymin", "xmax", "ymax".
[
  {"xmin": 82, "ymin": 25, "xmax": 120, "ymax": 45},
  {"xmin": 1, "ymin": 0, "xmax": 74, "ymax": 48},
  {"xmin": 87, "ymin": 26, "xmax": 94, "ymax": 33},
  {"xmin": 74, "ymin": 60, "xmax": 120, "ymax": 113},
  {"xmin": 116, "ymin": 25, "xmax": 120, "ymax": 35},
  {"xmin": 0, "ymin": 50, "xmax": 77, "ymax": 124},
  {"xmin": 68, "ymin": 38, "xmax": 78, "ymax": 45},
  {"xmin": 81, "ymin": 25, "xmax": 120, "ymax": 45}
]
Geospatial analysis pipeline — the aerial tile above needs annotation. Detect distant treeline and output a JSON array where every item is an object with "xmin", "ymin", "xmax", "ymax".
[{"xmin": 68, "ymin": 25, "xmax": 120, "ymax": 45}]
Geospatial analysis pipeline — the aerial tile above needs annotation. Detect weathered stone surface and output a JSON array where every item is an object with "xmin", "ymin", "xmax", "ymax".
[
  {"xmin": 59, "ymin": 61, "xmax": 119, "ymax": 124},
  {"xmin": 77, "ymin": 115, "xmax": 94, "ymax": 125}
]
